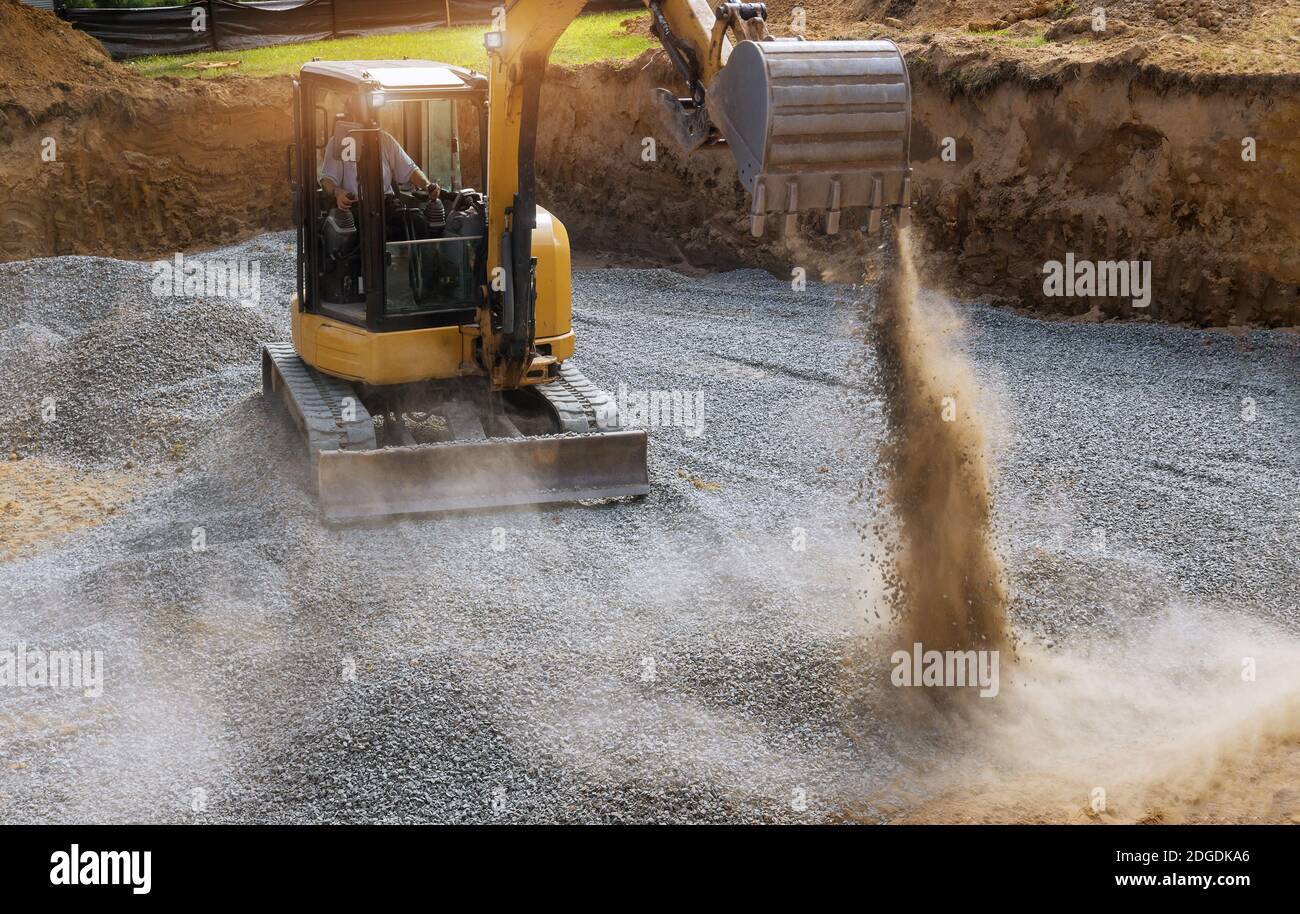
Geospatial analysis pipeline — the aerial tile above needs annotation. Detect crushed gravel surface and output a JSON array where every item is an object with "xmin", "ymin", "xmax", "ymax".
[{"xmin": 1, "ymin": 231, "xmax": 1297, "ymax": 823}]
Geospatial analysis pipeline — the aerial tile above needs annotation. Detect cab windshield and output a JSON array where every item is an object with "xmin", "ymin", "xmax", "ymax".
[{"xmin": 374, "ymin": 95, "xmax": 480, "ymax": 320}]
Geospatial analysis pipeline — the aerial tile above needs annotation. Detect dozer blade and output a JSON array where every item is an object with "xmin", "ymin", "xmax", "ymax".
[
  {"xmin": 707, "ymin": 39, "xmax": 913, "ymax": 237},
  {"xmin": 317, "ymin": 430, "xmax": 650, "ymax": 521}
]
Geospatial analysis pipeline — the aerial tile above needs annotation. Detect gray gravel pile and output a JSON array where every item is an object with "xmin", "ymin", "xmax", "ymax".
[
  {"xmin": 0, "ymin": 235, "xmax": 295, "ymax": 466},
  {"xmin": 1, "ymin": 231, "xmax": 1297, "ymax": 823}
]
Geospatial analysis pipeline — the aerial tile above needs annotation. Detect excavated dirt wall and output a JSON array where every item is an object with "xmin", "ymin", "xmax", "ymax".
[
  {"xmin": 0, "ymin": 0, "xmax": 291, "ymax": 260},
  {"xmin": 0, "ymin": 77, "xmax": 292, "ymax": 262},
  {"xmin": 3, "ymin": 33, "xmax": 1297, "ymax": 324},
  {"xmin": 535, "ymin": 51, "xmax": 1300, "ymax": 325},
  {"xmin": 906, "ymin": 46, "xmax": 1300, "ymax": 325}
]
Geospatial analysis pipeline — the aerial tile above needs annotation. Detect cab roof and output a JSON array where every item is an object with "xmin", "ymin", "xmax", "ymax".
[{"xmin": 300, "ymin": 59, "xmax": 486, "ymax": 92}]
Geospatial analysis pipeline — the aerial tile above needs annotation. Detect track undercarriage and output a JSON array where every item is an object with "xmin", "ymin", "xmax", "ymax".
[{"xmin": 261, "ymin": 343, "xmax": 649, "ymax": 521}]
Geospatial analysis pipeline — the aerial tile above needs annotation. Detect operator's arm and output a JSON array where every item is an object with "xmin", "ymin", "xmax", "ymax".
[
  {"xmin": 383, "ymin": 133, "xmax": 439, "ymax": 195},
  {"xmin": 320, "ymin": 174, "xmax": 352, "ymax": 210}
]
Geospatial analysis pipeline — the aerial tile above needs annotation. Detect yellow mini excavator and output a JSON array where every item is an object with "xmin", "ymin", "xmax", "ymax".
[{"xmin": 263, "ymin": 0, "xmax": 912, "ymax": 520}]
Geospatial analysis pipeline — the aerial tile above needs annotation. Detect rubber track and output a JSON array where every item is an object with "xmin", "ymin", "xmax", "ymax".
[
  {"xmin": 536, "ymin": 362, "xmax": 621, "ymax": 434},
  {"xmin": 261, "ymin": 343, "xmax": 377, "ymax": 473}
]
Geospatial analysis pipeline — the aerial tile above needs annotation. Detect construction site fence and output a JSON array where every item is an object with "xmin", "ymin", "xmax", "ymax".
[{"xmin": 64, "ymin": 0, "xmax": 642, "ymax": 60}]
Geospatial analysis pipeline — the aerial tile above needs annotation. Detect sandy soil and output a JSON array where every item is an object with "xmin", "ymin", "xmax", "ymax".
[
  {"xmin": 0, "ymin": 459, "xmax": 138, "ymax": 563},
  {"xmin": 0, "ymin": 1, "xmax": 292, "ymax": 263}
]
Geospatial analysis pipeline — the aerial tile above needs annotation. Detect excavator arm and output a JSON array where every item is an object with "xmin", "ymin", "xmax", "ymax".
[
  {"xmin": 482, "ymin": 0, "xmax": 912, "ymax": 387},
  {"xmin": 481, "ymin": 0, "xmax": 588, "ymax": 389}
]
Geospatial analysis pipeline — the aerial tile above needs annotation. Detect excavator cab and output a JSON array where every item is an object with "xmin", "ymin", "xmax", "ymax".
[
  {"xmin": 292, "ymin": 61, "xmax": 488, "ymax": 333},
  {"xmin": 267, "ymin": 60, "xmax": 650, "ymax": 521}
]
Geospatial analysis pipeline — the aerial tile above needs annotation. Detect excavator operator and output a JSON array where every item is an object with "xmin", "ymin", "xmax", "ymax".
[{"xmin": 319, "ymin": 99, "xmax": 440, "ymax": 212}]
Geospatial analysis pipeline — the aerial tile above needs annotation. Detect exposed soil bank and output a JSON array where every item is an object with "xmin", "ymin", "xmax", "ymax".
[
  {"xmin": 3, "ymin": 0, "xmax": 1296, "ymax": 324},
  {"xmin": 0, "ymin": 76, "xmax": 291, "ymax": 262},
  {"xmin": 0, "ymin": 0, "xmax": 291, "ymax": 261},
  {"xmin": 906, "ymin": 43, "xmax": 1300, "ymax": 325},
  {"xmin": 538, "ymin": 50, "xmax": 1300, "ymax": 325}
]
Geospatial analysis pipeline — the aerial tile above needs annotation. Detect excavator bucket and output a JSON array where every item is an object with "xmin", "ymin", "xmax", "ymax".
[
  {"xmin": 706, "ymin": 39, "xmax": 912, "ymax": 237},
  {"xmin": 316, "ymin": 431, "xmax": 650, "ymax": 521}
]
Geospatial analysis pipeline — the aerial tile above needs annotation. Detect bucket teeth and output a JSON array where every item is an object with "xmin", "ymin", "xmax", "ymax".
[
  {"xmin": 781, "ymin": 181, "xmax": 798, "ymax": 237},
  {"xmin": 825, "ymin": 179, "xmax": 842, "ymax": 235},
  {"xmin": 867, "ymin": 177, "xmax": 883, "ymax": 235}
]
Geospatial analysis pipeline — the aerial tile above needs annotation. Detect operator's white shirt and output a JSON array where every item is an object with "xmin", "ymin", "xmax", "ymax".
[{"xmin": 321, "ymin": 130, "xmax": 419, "ymax": 198}]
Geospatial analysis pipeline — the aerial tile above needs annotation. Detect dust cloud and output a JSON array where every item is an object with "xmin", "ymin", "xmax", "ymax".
[
  {"xmin": 857, "ymin": 224, "xmax": 1300, "ymax": 823},
  {"xmin": 886, "ymin": 606, "xmax": 1300, "ymax": 823}
]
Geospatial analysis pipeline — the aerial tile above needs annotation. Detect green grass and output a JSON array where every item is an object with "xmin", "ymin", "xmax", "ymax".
[{"xmin": 125, "ymin": 11, "xmax": 652, "ymax": 79}]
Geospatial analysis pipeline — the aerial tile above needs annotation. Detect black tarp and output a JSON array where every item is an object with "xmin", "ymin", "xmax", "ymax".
[
  {"xmin": 445, "ymin": 0, "xmax": 497, "ymax": 26},
  {"xmin": 66, "ymin": 0, "xmax": 645, "ymax": 61},
  {"xmin": 582, "ymin": 0, "xmax": 643, "ymax": 11},
  {"xmin": 443, "ymin": 0, "xmax": 643, "ymax": 26},
  {"xmin": 332, "ymin": 0, "xmax": 445, "ymax": 36},
  {"xmin": 67, "ymin": 3, "xmax": 218, "ymax": 59},
  {"xmin": 211, "ymin": 0, "xmax": 334, "ymax": 52}
]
